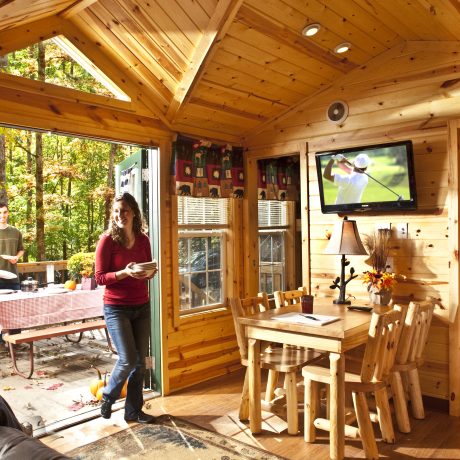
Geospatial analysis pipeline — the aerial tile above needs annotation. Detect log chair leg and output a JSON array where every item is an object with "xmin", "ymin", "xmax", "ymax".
[
  {"xmin": 390, "ymin": 371, "xmax": 411, "ymax": 433},
  {"xmin": 304, "ymin": 378, "xmax": 319, "ymax": 442},
  {"xmin": 374, "ymin": 387, "xmax": 395, "ymax": 444},
  {"xmin": 239, "ymin": 368, "xmax": 250, "ymax": 421},
  {"xmin": 265, "ymin": 370, "xmax": 279, "ymax": 402},
  {"xmin": 352, "ymin": 392, "xmax": 379, "ymax": 460},
  {"xmin": 407, "ymin": 368, "xmax": 425, "ymax": 419}
]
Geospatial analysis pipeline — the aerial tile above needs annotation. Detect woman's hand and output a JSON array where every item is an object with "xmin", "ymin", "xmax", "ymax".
[{"xmin": 125, "ymin": 262, "xmax": 148, "ymax": 279}]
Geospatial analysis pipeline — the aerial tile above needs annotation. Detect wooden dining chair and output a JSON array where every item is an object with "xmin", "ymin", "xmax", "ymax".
[
  {"xmin": 302, "ymin": 308, "xmax": 402, "ymax": 459},
  {"xmin": 231, "ymin": 295, "xmax": 322, "ymax": 435},
  {"xmin": 390, "ymin": 297, "xmax": 436, "ymax": 433},
  {"xmin": 274, "ymin": 289, "xmax": 304, "ymax": 309}
]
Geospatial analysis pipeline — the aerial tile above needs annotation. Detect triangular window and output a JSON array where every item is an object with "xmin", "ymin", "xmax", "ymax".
[{"xmin": 0, "ymin": 35, "xmax": 130, "ymax": 101}]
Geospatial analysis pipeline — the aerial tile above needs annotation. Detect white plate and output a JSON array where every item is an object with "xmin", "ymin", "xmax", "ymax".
[
  {"xmin": 132, "ymin": 261, "xmax": 157, "ymax": 270},
  {"xmin": 0, "ymin": 270, "xmax": 17, "ymax": 280},
  {"xmin": 0, "ymin": 254, "xmax": 16, "ymax": 261},
  {"xmin": 0, "ymin": 289, "xmax": 15, "ymax": 295}
]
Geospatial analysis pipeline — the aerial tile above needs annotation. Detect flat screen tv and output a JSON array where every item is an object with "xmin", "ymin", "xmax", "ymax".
[{"xmin": 315, "ymin": 140, "xmax": 417, "ymax": 214}]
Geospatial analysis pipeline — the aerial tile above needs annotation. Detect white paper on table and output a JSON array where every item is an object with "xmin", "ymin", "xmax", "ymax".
[{"xmin": 271, "ymin": 312, "xmax": 340, "ymax": 327}]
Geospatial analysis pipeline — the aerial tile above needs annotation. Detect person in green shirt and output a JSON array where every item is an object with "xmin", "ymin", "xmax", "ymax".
[
  {"xmin": 0, "ymin": 202, "xmax": 24, "ymax": 289},
  {"xmin": 0, "ymin": 202, "xmax": 24, "ymax": 344}
]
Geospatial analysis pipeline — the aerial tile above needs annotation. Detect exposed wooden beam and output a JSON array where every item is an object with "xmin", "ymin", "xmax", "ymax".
[
  {"xmin": 0, "ymin": 15, "xmax": 64, "ymax": 55},
  {"xmin": 0, "ymin": 71, "xmax": 136, "ymax": 113},
  {"xmin": 188, "ymin": 97, "xmax": 269, "ymax": 122},
  {"xmin": 167, "ymin": 0, "xmax": 244, "ymax": 122},
  {"xmin": 61, "ymin": 20, "xmax": 173, "ymax": 129},
  {"xmin": 58, "ymin": 0, "xmax": 98, "ymax": 19},
  {"xmin": 237, "ymin": 4, "xmax": 356, "ymax": 74}
]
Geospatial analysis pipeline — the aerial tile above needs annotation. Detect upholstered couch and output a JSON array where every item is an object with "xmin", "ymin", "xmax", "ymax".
[{"xmin": 0, "ymin": 396, "xmax": 70, "ymax": 460}]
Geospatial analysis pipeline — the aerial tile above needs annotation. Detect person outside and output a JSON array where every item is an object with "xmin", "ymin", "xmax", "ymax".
[
  {"xmin": 323, "ymin": 153, "xmax": 370, "ymax": 204},
  {"xmin": 0, "ymin": 202, "xmax": 24, "ymax": 344},
  {"xmin": 95, "ymin": 192, "xmax": 157, "ymax": 424}
]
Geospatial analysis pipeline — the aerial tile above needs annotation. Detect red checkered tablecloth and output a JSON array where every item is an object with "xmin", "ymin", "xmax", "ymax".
[{"xmin": 0, "ymin": 288, "xmax": 104, "ymax": 331}]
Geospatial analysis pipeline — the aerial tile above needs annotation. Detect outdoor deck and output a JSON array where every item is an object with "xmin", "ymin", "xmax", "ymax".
[{"xmin": 0, "ymin": 330, "xmax": 116, "ymax": 433}]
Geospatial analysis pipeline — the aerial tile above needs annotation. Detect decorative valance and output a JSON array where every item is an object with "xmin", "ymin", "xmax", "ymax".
[
  {"xmin": 171, "ymin": 136, "xmax": 244, "ymax": 198},
  {"xmin": 257, "ymin": 157, "xmax": 299, "ymax": 201}
]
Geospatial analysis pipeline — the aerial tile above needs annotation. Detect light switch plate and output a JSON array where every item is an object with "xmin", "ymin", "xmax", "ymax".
[{"xmin": 396, "ymin": 223, "xmax": 408, "ymax": 238}]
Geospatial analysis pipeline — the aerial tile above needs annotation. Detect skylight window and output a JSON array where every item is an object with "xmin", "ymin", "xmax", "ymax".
[{"xmin": 1, "ymin": 36, "xmax": 130, "ymax": 101}]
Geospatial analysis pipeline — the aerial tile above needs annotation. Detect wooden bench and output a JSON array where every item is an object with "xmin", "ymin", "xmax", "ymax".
[{"xmin": 3, "ymin": 319, "xmax": 113, "ymax": 378}]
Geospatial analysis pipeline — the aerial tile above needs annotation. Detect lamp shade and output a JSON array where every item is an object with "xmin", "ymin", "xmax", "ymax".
[{"xmin": 324, "ymin": 217, "xmax": 368, "ymax": 255}]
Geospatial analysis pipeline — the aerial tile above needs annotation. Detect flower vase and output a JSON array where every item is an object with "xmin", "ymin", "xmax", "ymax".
[
  {"xmin": 81, "ymin": 277, "xmax": 97, "ymax": 290},
  {"xmin": 368, "ymin": 285, "xmax": 392, "ymax": 308}
]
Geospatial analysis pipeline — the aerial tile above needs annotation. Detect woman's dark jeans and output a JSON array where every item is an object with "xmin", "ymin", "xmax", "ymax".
[{"xmin": 103, "ymin": 303, "xmax": 150, "ymax": 419}]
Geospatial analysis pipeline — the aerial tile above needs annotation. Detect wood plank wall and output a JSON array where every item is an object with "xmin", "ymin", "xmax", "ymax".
[{"xmin": 307, "ymin": 129, "xmax": 450, "ymax": 400}]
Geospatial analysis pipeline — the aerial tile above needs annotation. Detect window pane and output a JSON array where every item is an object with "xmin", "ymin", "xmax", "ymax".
[
  {"xmin": 258, "ymin": 232, "xmax": 285, "ymax": 294},
  {"xmin": 178, "ymin": 232, "xmax": 224, "ymax": 311}
]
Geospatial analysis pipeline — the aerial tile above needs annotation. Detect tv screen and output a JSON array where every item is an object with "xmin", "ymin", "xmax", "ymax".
[{"xmin": 315, "ymin": 140, "xmax": 417, "ymax": 214}]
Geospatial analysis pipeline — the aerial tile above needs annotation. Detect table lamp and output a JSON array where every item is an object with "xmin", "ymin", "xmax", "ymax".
[{"xmin": 324, "ymin": 216, "xmax": 368, "ymax": 304}]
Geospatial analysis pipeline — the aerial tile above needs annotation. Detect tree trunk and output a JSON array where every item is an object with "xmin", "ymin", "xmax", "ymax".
[
  {"xmin": 104, "ymin": 143, "xmax": 117, "ymax": 228},
  {"xmin": 0, "ymin": 135, "xmax": 7, "ymax": 203},
  {"xmin": 35, "ymin": 42, "xmax": 46, "ymax": 261}
]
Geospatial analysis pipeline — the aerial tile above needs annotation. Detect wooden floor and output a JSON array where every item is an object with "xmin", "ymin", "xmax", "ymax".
[{"xmin": 42, "ymin": 368, "xmax": 460, "ymax": 459}]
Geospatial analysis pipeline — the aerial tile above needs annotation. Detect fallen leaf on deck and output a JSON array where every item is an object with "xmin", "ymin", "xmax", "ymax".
[
  {"xmin": 46, "ymin": 383, "xmax": 64, "ymax": 391},
  {"xmin": 3, "ymin": 386, "xmax": 15, "ymax": 391},
  {"xmin": 68, "ymin": 401, "xmax": 85, "ymax": 411},
  {"xmin": 36, "ymin": 370, "xmax": 48, "ymax": 377},
  {"xmin": 24, "ymin": 386, "xmax": 33, "ymax": 390}
]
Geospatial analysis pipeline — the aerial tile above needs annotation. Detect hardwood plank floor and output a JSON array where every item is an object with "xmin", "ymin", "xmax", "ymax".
[{"xmin": 42, "ymin": 368, "xmax": 460, "ymax": 459}]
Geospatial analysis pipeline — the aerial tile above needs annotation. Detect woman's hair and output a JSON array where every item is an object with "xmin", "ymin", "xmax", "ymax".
[{"xmin": 106, "ymin": 192, "xmax": 146, "ymax": 246}]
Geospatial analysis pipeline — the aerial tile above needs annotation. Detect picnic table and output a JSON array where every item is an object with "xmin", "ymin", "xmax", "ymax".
[{"xmin": 0, "ymin": 287, "xmax": 111, "ymax": 378}]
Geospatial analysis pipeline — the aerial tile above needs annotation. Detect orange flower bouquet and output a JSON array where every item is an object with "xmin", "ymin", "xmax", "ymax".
[{"xmin": 363, "ymin": 269, "xmax": 397, "ymax": 292}]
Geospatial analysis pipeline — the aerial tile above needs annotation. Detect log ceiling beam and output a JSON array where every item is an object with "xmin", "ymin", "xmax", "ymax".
[
  {"xmin": 167, "ymin": 0, "xmax": 244, "ymax": 122},
  {"xmin": 58, "ymin": 0, "xmax": 98, "ymax": 19},
  {"xmin": 0, "ymin": 15, "xmax": 65, "ymax": 56},
  {"xmin": 237, "ymin": 4, "xmax": 357, "ymax": 74}
]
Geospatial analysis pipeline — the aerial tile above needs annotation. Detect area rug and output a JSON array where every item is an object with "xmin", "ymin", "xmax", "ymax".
[{"xmin": 68, "ymin": 414, "xmax": 286, "ymax": 460}]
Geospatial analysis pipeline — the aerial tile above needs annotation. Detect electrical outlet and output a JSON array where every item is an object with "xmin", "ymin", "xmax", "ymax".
[{"xmin": 396, "ymin": 223, "xmax": 408, "ymax": 238}]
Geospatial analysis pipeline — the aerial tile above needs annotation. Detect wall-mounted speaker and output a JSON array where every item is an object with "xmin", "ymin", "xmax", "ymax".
[{"xmin": 326, "ymin": 100, "xmax": 349, "ymax": 124}]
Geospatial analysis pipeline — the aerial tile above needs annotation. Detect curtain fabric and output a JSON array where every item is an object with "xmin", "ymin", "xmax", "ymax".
[
  {"xmin": 257, "ymin": 158, "xmax": 299, "ymax": 201},
  {"xmin": 171, "ymin": 136, "xmax": 244, "ymax": 198}
]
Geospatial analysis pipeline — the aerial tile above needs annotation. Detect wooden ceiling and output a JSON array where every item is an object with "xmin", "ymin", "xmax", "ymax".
[{"xmin": 0, "ymin": 0, "xmax": 459, "ymax": 143}]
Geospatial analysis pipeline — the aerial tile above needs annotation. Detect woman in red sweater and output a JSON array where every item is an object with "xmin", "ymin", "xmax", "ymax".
[{"xmin": 95, "ymin": 192, "xmax": 157, "ymax": 423}]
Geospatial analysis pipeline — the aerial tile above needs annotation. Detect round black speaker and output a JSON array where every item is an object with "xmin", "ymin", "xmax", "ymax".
[{"xmin": 326, "ymin": 100, "xmax": 349, "ymax": 124}]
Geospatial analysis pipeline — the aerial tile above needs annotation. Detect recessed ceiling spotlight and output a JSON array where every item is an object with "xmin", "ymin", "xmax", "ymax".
[
  {"xmin": 302, "ymin": 23, "xmax": 321, "ymax": 37},
  {"xmin": 334, "ymin": 42, "xmax": 351, "ymax": 54}
]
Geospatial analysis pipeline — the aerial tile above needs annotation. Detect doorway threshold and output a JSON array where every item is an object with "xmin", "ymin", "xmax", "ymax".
[{"xmin": 34, "ymin": 390, "xmax": 160, "ymax": 438}]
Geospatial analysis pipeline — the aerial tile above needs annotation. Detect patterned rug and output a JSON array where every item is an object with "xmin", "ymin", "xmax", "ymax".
[{"xmin": 68, "ymin": 414, "xmax": 286, "ymax": 460}]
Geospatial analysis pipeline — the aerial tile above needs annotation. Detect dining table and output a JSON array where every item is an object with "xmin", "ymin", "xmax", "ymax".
[{"xmin": 238, "ymin": 300, "xmax": 373, "ymax": 460}]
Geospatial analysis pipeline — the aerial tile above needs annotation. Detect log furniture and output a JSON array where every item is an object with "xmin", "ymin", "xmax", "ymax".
[
  {"xmin": 391, "ymin": 298, "xmax": 436, "ymax": 433},
  {"xmin": 302, "ymin": 308, "xmax": 402, "ymax": 459},
  {"xmin": 238, "ymin": 300, "xmax": 372, "ymax": 460},
  {"xmin": 231, "ymin": 295, "xmax": 321, "ymax": 435}
]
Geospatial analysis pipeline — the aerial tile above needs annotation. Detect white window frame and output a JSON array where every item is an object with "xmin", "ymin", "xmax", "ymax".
[
  {"xmin": 177, "ymin": 197, "xmax": 229, "ymax": 315},
  {"xmin": 258, "ymin": 200, "xmax": 289, "ymax": 295}
]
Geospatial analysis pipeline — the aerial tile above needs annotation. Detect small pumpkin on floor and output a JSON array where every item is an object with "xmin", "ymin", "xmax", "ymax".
[{"xmin": 90, "ymin": 367, "xmax": 128, "ymax": 400}]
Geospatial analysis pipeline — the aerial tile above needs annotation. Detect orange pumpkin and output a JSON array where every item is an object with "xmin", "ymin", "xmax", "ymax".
[
  {"xmin": 89, "ymin": 367, "xmax": 105, "ymax": 397},
  {"xmin": 95, "ymin": 372, "xmax": 108, "ymax": 401},
  {"xmin": 120, "ymin": 379, "xmax": 128, "ymax": 398}
]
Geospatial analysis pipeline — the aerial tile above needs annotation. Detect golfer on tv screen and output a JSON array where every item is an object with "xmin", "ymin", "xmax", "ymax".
[{"xmin": 321, "ymin": 147, "xmax": 409, "ymax": 206}]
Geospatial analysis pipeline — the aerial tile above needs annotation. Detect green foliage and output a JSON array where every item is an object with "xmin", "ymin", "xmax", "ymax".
[
  {"xmin": 67, "ymin": 252, "xmax": 96, "ymax": 281},
  {"xmin": 0, "ymin": 41, "xmax": 136, "ymax": 262}
]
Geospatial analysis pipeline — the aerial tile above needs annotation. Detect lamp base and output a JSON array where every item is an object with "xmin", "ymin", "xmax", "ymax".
[{"xmin": 333, "ymin": 299, "xmax": 351, "ymax": 305}]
